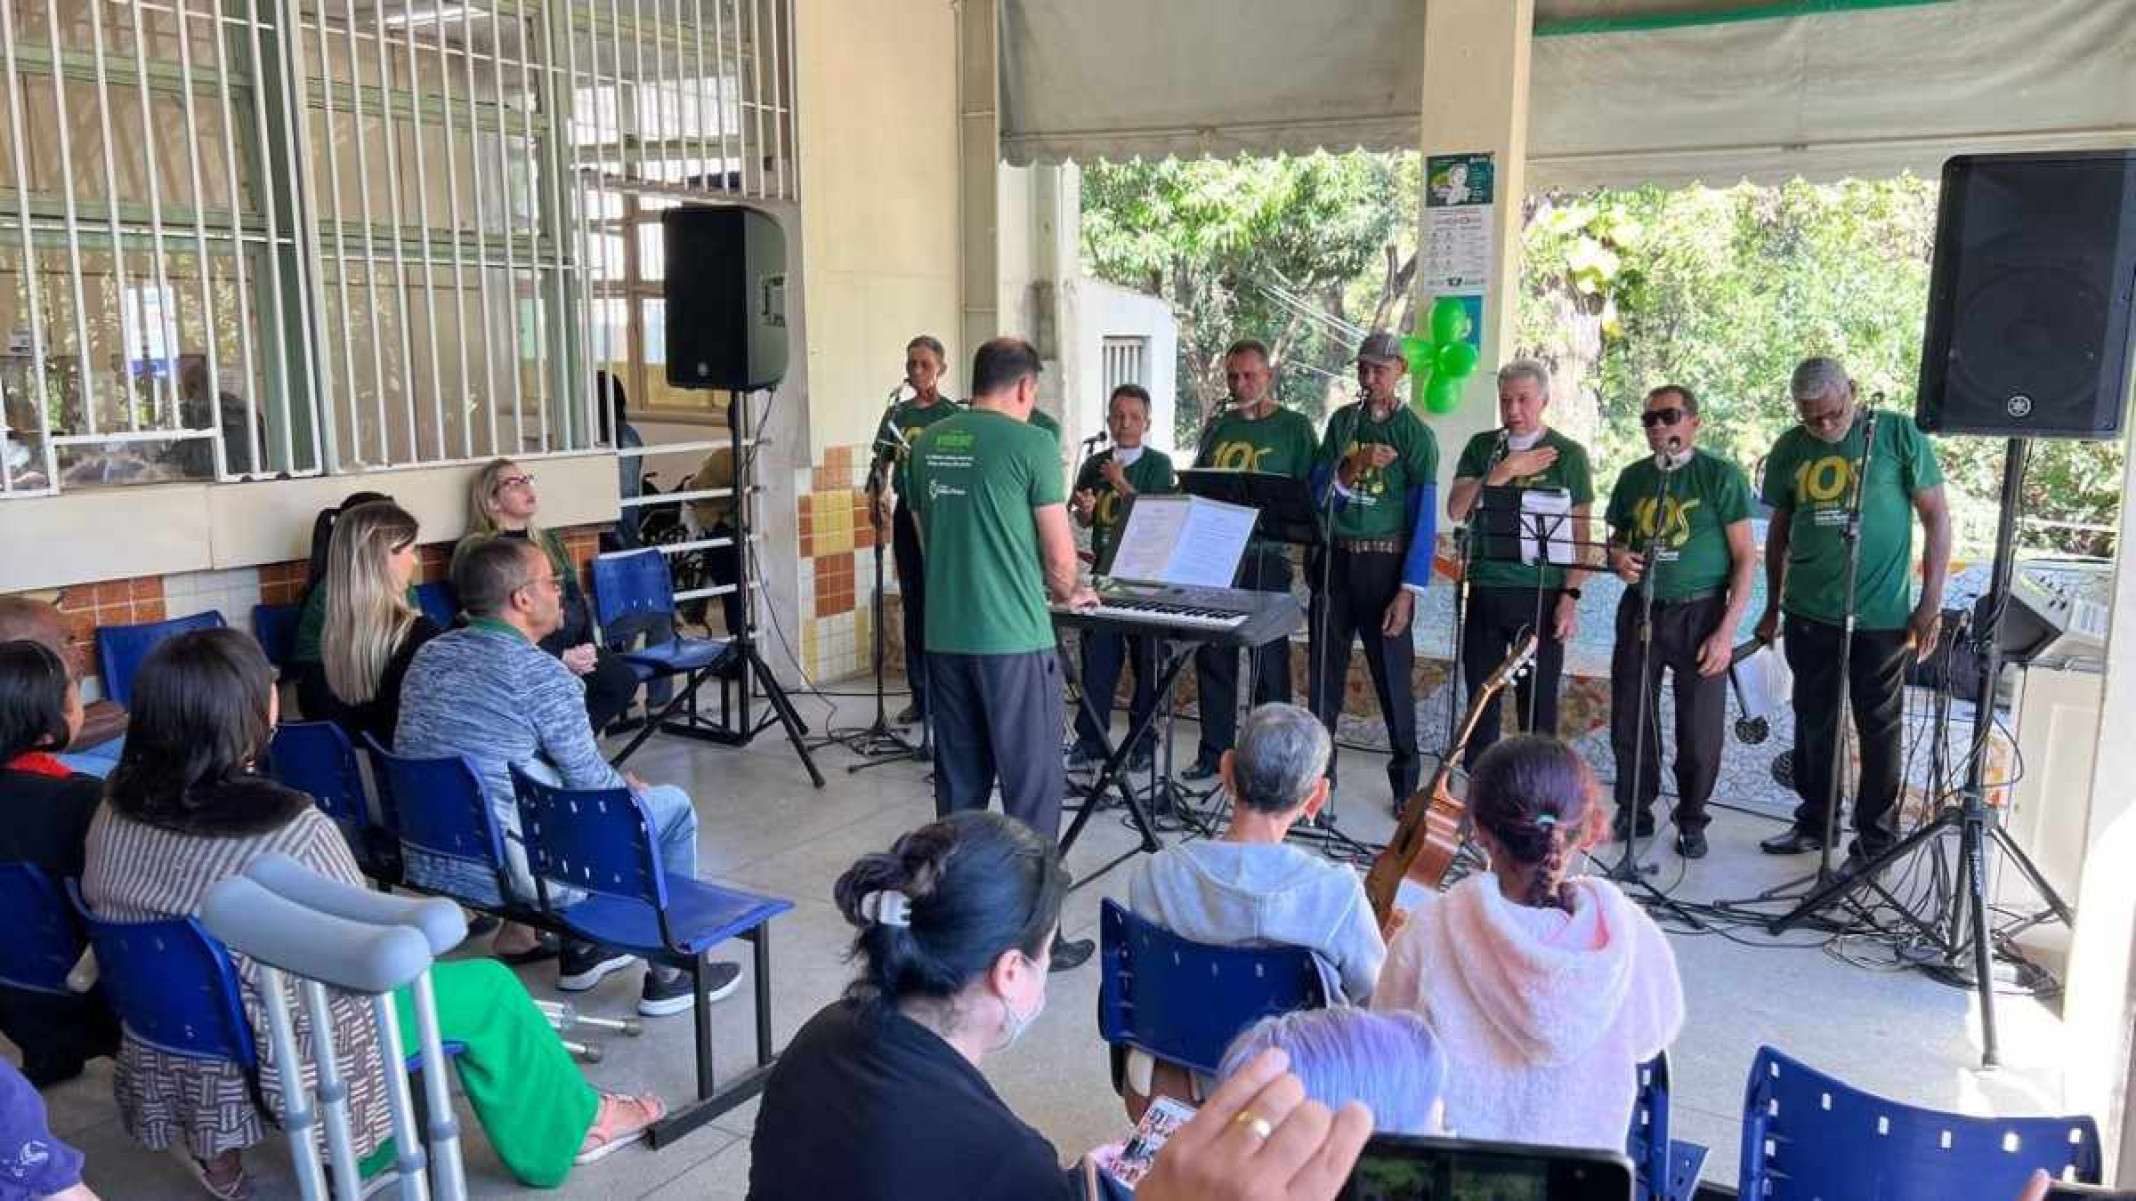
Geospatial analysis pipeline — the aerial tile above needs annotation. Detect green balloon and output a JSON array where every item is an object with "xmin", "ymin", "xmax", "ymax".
[
  {"xmin": 1400, "ymin": 334, "xmax": 1435, "ymax": 382},
  {"xmin": 1429, "ymin": 296, "xmax": 1470, "ymax": 346},
  {"xmin": 1435, "ymin": 340, "xmax": 1480, "ymax": 380},
  {"xmin": 1425, "ymin": 373, "xmax": 1465, "ymax": 414}
]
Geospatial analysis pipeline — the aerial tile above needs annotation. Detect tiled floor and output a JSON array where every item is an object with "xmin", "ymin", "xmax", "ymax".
[{"xmin": 29, "ymin": 688, "xmax": 2066, "ymax": 1199}]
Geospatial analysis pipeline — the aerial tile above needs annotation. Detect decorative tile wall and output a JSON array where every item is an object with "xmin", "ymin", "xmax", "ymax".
[{"xmin": 795, "ymin": 442, "xmax": 875, "ymax": 681}]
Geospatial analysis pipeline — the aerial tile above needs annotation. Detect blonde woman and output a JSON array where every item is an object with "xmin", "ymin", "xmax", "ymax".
[
  {"xmin": 315, "ymin": 500, "xmax": 444, "ymax": 748},
  {"xmin": 465, "ymin": 459, "xmax": 638, "ymax": 731}
]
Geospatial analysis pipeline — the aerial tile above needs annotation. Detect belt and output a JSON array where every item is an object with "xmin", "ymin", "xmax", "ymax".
[
  {"xmin": 1646, "ymin": 588, "xmax": 1722, "ymax": 607},
  {"xmin": 1334, "ymin": 538, "xmax": 1405, "ymax": 555}
]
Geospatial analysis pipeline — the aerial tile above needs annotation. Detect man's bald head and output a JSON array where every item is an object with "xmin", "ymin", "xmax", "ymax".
[{"xmin": 0, "ymin": 596, "xmax": 67, "ymax": 659}]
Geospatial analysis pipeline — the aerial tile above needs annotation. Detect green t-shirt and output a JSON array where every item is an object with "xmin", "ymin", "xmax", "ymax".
[
  {"xmin": 1605, "ymin": 449, "xmax": 1753, "ymax": 602},
  {"xmin": 1074, "ymin": 446, "xmax": 1177, "ymax": 563},
  {"xmin": 1193, "ymin": 405, "xmax": 1319, "ymax": 478},
  {"xmin": 1454, "ymin": 427, "xmax": 1595, "ymax": 590},
  {"xmin": 1319, "ymin": 402, "xmax": 1438, "ymax": 542},
  {"xmin": 1761, "ymin": 409, "xmax": 1944, "ymax": 630},
  {"xmin": 874, "ymin": 397, "xmax": 961, "ymax": 499},
  {"xmin": 1028, "ymin": 408, "xmax": 1061, "ymax": 440},
  {"xmin": 909, "ymin": 409, "xmax": 1068, "ymax": 655}
]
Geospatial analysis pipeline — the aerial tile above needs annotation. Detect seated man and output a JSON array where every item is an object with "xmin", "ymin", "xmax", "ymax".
[
  {"xmin": 1128, "ymin": 702, "xmax": 1385, "ymax": 1004},
  {"xmin": 395, "ymin": 535, "xmax": 735, "ymax": 1017}
]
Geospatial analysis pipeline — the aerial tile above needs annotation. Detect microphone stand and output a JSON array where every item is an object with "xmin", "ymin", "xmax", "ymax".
[
  {"xmin": 1444, "ymin": 429, "xmax": 1507, "ymax": 768},
  {"xmin": 846, "ymin": 389, "xmax": 928, "ymax": 770}
]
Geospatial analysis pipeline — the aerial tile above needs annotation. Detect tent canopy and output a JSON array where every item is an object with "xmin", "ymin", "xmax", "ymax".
[{"xmin": 999, "ymin": 0, "xmax": 2136, "ymax": 186}]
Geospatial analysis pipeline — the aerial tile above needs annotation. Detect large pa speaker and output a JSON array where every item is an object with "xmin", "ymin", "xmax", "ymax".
[
  {"xmin": 1916, "ymin": 150, "xmax": 2136, "ymax": 440},
  {"xmin": 663, "ymin": 205, "xmax": 788, "ymax": 391}
]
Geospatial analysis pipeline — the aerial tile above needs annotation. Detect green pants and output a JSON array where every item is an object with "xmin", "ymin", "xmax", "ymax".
[{"xmin": 371, "ymin": 959, "xmax": 601, "ymax": 1188}]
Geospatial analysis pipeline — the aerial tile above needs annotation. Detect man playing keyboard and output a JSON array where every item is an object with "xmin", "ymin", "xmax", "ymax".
[{"xmin": 1069, "ymin": 384, "xmax": 1176, "ymax": 774}]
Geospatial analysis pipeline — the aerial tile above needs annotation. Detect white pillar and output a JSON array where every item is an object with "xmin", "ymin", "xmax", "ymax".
[{"xmin": 1414, "ymin": 0, "xmax": 1534, "ymax": 495}]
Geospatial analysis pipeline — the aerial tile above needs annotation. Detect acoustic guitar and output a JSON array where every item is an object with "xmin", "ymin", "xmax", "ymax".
[{"xmin": 1363, "ymin": 632, "xmax": 1539, "ymax": 934}]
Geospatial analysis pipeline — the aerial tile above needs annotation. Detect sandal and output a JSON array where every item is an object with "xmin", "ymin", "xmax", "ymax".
[
  {"xmin": 493, "ymin": 928, "xmax": 561, "ymax": 966},
  {"xmin": 573, "ymin": 1092, "xmax": 666, "ymax": 1165},
  {"xmin": 170, "ymin": 1147, "xmax": 253, "ymax": 1200}
]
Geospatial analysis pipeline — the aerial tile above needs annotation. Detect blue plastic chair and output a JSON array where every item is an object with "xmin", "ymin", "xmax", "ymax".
[
  {"xmin": 413, "ymin": 581, "xmax": 458, "ymax": 630},
  {"xmin": 363, "ymin": 737, "xmax": 521, "ymax": 916},
  {"xmin": 0, "ymin": 863, "xmax": 84, "ymax": 995},
  {"xmin": 511, "ymin": 766, "xmax": 790, "ymax": 1143},
  {"xmin": 253, "ymin": 602, "xmax": 304, "ymax": 671},
  {"xmin": 95, "ymin": 609, "xmax": 226, "ymax": 708},
  {"xmin": 1739, "ymin": 1044, "xmax": 2102, "ymax": 1199},
  {"xmin": 1096, "ymin": 899, "xmax": 1329, "ymax": 1084},
  {"xmin": 1628, "ymin": 1052, "xmax": 1708, "ymax": 1201},
  {"xmin": 69, "ymin": 880, "xmax": 259, "ymax": 1072},
  {"xmin": 269, "ymin": 722, "xmax": 398, "ymax": 886},
  {"xmin": 590, "ymin": 549, "xmax": 738, "ymax": 765}
]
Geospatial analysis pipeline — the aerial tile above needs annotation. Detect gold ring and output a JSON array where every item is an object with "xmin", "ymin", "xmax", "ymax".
[{"xmin": 1233, "ymin": 1110, "xmax": 1274, "ymax": 1141}]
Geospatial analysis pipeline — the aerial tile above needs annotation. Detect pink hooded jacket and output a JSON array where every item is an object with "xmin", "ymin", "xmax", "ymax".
[{"xmin": 1371, "ymin": 873, "xmax": 1685, "ymax": 1151}]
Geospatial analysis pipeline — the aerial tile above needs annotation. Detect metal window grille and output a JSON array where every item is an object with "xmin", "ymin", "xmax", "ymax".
[
  {"xmin": 0, "ymin": 0, "xmax": 793, "ymax": 499},
  {"xmin": 1100, "ymin": 334, "xmax": 1148, "ymax": 398}
]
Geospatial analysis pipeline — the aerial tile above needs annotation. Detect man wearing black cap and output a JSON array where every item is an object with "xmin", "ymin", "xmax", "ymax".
[{"xmin": 1310, "ymin": 331, "xmax": 1439, "ymax": 810}]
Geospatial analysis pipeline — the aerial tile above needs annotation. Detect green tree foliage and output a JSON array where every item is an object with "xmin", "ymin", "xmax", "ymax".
[{"xmin": 1083, "ymin": 158, "xmax": 2124, "ymax": 556}]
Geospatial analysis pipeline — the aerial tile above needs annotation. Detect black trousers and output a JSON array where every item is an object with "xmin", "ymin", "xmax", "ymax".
[
  {"xmin": 928, "ymin": 649, "xmax": 1065, "ymax": 839},
  {"xmin": 1075, "ymin": 632, "xmax": 1158, "ymax": 757},
  {"xmin": 1784, "ymin": 614, "xmax": 1910, "ymax": 855},
  {"xmin": 1461, "ymin": 584, "xmax": 1568, "ymax": 768},
  {"xmin": 1609, "ymin": 592, "xmax": 1729, "ymax": 832},
  {"xmin": 1309, "ymin": 548, "xmax": 1419, "ymax": 802},
  {"xmin": 1193, "ymin": 549, "xmax": 1294, "ymax": 764},
  {"xmin": 891, "ymin": 503, "xmax": 930, "ymax": 719},
  {"xmin": 0, "ymin": 984, "xmax": 119, "ymax": 1087}
]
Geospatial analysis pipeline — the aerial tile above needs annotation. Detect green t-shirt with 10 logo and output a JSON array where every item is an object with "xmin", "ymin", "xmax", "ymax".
[{"xmin": 1759, "ymin": 410, "xmax": 1943, "ymax": 631}]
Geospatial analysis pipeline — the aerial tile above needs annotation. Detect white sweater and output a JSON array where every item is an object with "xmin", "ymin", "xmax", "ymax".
[{"xmin": 1371, "ymin": 873, "xmax": 1685, "ymax": 1152}]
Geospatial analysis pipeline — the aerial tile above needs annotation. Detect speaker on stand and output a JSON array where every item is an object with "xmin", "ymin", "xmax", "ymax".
[
  {"xmin": 660, "ymin": 205, "xmax": 823, "ymax": 787},
  {"xmin": 1784, "ymin": 150, "xmax": 2135, "ymax": 1068}
]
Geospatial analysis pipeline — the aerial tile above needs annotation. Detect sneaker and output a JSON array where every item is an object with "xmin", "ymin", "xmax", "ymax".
[
  {"xmin": 638, "ymin": 962, "xmax": 743, "ymax": 1016},
  {"xmin": 1758, "ymin": 827, "xmax": 1827, "ymax": 856},
  {"xmin": 1676, "ymin": 829, "xmax": 1710, "ymax": 859},
  {"xmin": 1611, "ymin": 810, "xmax": 1657, "ymax": 841},
  {"xmin": 557, "ymin": 942, "xmax": 636, "ymax": 992},
  {"xmin": 1048, "ymin": 935, "xmax": 1095, "ymax": 973}
]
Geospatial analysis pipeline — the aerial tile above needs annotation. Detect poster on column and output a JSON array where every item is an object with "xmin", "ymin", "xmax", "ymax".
[{"xmin": 1422, "ymin": 152, "xmax": 1494, "ymax": 298}]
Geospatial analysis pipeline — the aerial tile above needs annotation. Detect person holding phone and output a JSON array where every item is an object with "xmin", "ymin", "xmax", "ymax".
[{"xmin": 1372, "ymin": 735, "xmax": 1684, "ymax": 1152}]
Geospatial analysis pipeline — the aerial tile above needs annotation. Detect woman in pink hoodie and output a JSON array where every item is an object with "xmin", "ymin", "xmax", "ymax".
[{"xmin": 1372, "ymin": 735, "xmax": 1684, "ymax": 1151}]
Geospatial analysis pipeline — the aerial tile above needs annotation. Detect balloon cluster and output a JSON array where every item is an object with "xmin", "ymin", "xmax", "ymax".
[{"xmin": 1400, "ymin": 296, "xmax": 1481, "ymax": 414}]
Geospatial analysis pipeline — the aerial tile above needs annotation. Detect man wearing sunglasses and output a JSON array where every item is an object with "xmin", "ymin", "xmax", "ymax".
[{"xmin": 1603, "ymin": 386, "xmax": 1756, "ymax": 859}]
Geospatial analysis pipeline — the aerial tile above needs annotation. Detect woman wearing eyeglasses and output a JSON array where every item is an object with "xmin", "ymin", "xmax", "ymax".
[{"xmin": 466, "ymin": 459, "xmax": 640, "ymax": 732}]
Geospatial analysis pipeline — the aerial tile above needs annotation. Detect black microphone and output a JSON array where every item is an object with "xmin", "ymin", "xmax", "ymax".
[{"xmin": 1080, "ymin": 427, "xmax": 1109, "ymax": 452}]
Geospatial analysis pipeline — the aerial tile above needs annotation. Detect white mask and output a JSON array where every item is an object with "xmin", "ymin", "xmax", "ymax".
[{"xmin": 991, "ymin": 956, "xmax": 1046, "ymax": 1051}]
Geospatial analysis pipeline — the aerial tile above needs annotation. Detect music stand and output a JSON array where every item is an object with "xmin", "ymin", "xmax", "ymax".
[{"xmin": 1465, "ymin": 485, "xmax": 1601, "ymax": 737}]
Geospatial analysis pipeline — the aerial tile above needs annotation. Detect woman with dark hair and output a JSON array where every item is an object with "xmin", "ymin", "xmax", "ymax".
[
  {"xmin": 79, "ymin": 629, "xmax": 663, "ymax": 1199},
  {"xmin": 314, "ymin": 500, "xmax": 443, "ymax": 747},
  {"xmin": 1371, "ymin": 735, "xmax": 1683, "ymax": 1151},
  {"xmin": 464, "ymin": 458, "xmax": 639, "ymax": 731},
  {"xmin": 596, "ymin": 371, "xmax": 647, "ymax": 547},
  {"xmin": 0, "ymin": 640, "xmax": 119, "ymax": 1087}
]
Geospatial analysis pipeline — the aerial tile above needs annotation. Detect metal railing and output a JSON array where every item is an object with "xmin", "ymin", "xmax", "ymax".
[{"xmin": 0, "ymin": 0, "xmax": 794, "ymax": 500}]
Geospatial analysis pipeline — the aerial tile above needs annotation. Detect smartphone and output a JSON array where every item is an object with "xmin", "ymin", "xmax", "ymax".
[
  {"xmin": 2045, "ymin": 1184, "xmax": 2136, "ymax": 1200},
  {"xmin": 1343, "ymin": 1134, "xmax": 1636, "ymax": 1201}
]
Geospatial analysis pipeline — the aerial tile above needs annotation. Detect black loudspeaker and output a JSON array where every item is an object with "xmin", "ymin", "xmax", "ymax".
[
  {"xmin": 1917, "ymin": 150, "xmax": 2136, "ymax": 440},
  {"xmin": 663, "ymin": 205, "xmax": 788, "ymax": 391}
]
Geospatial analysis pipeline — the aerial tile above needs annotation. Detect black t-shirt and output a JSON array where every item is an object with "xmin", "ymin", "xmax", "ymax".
[
  {"xmin": 0, "ymin": 767, "xmax": 101, "ymax": 879},
  {"xmin": 747, "ymin": 999, "xmax": 1079, "ymax": 1201},
  {"xmin": 313, "ymin": 617, "xmax": 444, "ymax": 749}
]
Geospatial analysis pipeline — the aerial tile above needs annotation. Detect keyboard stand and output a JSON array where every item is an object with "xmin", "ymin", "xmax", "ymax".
[{"xmin": 1058, "ymin": 638, "xmax": 1193, "ymax": 890}]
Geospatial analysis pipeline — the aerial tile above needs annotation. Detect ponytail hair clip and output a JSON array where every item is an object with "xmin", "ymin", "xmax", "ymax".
[
  {"xmin": 860, "ymin": 889, "xmax": 912, "ymax": 928},
  {"xmin": 1534, "ymin": 813, "xmax": 1559, "ymax": 830}
]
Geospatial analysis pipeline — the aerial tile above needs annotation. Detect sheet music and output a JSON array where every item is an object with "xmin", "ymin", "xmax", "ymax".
[
  {"xmin": 1519, "ymin": 488, "xmax": 1575, "ymax": 566},
  {"xmin": 1106, "ymin": 495, "xmax": 1256, "ymax": 588}
]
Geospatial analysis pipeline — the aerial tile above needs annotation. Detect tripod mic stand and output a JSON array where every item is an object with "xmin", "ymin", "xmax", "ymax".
[
  {"xmin": 843, "ymin": 477, "xmax": 927, "ymax": 767},
  {"xmin": 1769, "ymin": 437, "xmax": 2072, "ymax": 1069}
]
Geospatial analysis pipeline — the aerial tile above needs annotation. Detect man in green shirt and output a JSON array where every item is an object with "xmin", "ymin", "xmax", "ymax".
[
  {"xmin": 908, "ymin": 337, "xmax": 1098, "ymax": 969},
  {"xmin": 870, "ymin": 335, "xmax": 963, "ymax": 726},
  {"xmin": 1310, "ymin": 331, "xmax": 1438, "ymax": 810},
  {"xmin": 1184, "ymin": 338, "xmax": 1319, "ymax": 779},
  {"xmin": 1067, "ymin": 384, "xmax": 1176, "ymax": 771},
  {"xmin": 1447, "ymin": 358, "xmax": 1595, "ymax": 765},
  {"xmin": 1754, "ymin": 356, "xmax": 1951, "ymax": 870},
  {"xmin": 1603, "ymin": 386, "xmax": 1757, "ymax": 859}
]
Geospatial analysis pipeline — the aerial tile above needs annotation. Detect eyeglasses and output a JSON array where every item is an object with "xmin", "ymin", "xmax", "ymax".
[
  {"xmin": 1640, "ymin": 407, "xmax": 1686, "ymax": 428},
  {"xmin": 496, "ymin": 473, "xmax": 535, "ymax": 491},
  {"xmin": 516, "ymin": 573, "xmax": 562, "ymax": 596}
]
